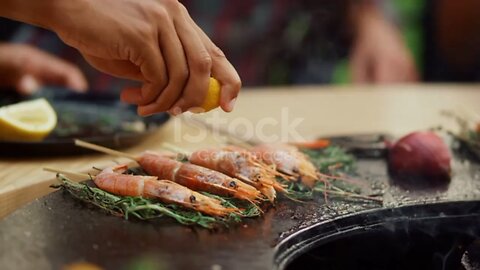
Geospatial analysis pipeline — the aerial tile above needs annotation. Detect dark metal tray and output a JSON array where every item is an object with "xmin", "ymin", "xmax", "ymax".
[{"xmin": 0, "ymin": 88, "xmax": 169, "ymax": 157}]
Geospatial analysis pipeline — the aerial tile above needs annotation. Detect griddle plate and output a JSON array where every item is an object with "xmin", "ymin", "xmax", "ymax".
[{"xmin": 1, "ymin": 155, "xmax": 480, "ymax": 269}]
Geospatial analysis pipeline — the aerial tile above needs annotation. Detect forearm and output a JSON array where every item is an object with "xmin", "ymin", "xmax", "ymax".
[{"xmin": 0, "ymin": 0, "xmax": 82, "ymax": 32}]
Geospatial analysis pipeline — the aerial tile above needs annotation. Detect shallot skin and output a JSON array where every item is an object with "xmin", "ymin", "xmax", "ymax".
[{"xmin": 388, "ymin": 131, "xmax": 451, "ymax": 188}]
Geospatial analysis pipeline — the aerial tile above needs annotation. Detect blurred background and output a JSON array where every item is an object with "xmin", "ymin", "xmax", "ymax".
[{"xmin": 0, "ymin": 0, "xmax": 479, "ymax": 92}]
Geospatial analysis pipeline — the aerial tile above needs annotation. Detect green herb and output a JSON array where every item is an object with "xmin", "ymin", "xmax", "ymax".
[
  {"xmin": 302, "ymin": 146, "xmax": 356, "ymax": 175},
  {"xmin": 200, "ymin": 192, "xmax": 261, "ymax": 219},
  {"xmin": 440, "ymin": 110, "xmax": 480, "ymax": 151},
  {"xmin": 52, "ymin": 175, "xmax": 259, "ymax": 229},
  {"xmin": 51, "ymin": 145, "xmax": 379, "ymax": 229},
  {"xmin": 279, "ymin": 146, "xmax": 381, "ymax": 203}
]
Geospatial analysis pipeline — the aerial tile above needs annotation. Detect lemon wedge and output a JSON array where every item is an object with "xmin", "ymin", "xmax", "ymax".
[
  {"xmin": 200, "ymin": 77, "xmax": 221, "ymax": 112},
  {"xmin": 0, "ymin": 98, "xmax": 57, "ymax": 141}
]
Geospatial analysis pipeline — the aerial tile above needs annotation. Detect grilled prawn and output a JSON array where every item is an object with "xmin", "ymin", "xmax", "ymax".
[
  {"xmin": 252, "ymin": 143, "xmax": 323, "ymax": 188},
  {"xmin": 138, "ymin": 152, "xmax": 262, "ymax": 203},
  {"xmin": 189, "ymin": 147, "xmax": 285, "ymax": 202},
  {"xmin": 74, "ymin": 140, "xmax": 262, "ymax": 203},
  {"xmin": 94, "ymin": 164, "xmax": 237, "ymax": 216}
]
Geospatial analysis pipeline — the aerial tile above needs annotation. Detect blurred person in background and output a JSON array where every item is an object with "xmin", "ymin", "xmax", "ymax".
[
  {"xmin": 0, "ymin": 21, "xmax": 88, "ymax": 95},
  {"xmin": 184, "ymin": 0, "xmax": 480, "ymax": 85},
  {"xmin": 182, "ymin": 0, "xmax": 419, "ymax": 85}
]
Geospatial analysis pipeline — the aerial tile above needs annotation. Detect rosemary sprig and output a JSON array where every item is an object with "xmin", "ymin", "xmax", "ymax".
[
  {"xmin": 280, "ymin": 146, "xmax": 381, "ymax": 203},
  {"xmin": 302, "ymin": 146, "xmax": 356, "ymax": 175},
  {"xmin": 200, "ymin": 192, "xmax": 261, "ymax": 219},
  {"xmin": 51, "ymin": 145, "xmax": 377, "ymax": 229},
  {"xmin": 52, "ymin": 175, "xmax": 246, "ymax": 229}
]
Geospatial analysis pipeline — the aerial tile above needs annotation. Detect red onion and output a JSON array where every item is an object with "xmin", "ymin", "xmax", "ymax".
[{"xmin": 388, "ymin": 131, "xmax": 451, "ymax": 187}]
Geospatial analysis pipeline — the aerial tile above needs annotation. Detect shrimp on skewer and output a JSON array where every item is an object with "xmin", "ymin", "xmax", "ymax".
[
  {"xmin": 95, "ymin": 164, "xmax": 238, "ymax": 216},
  {"xmin": 139, "ymin": 152, "xmax": 262, "ymax": 203},
  {"xmin": 252, "ymin": 143, "xmax": 332, "ymax": 188},
  {"xmin": 45, "ymin": 165, "xmax": 238, "ymax": 217},
  {"xmin": 74, "ymin": 140, "xmax": 262, "ymax": 203},
  {"xmin": 252, "ymin": 144, "xmax": 384, "ymax": 203},
  {"xmin": 186, "ymin": 146, "xmax": 286, "ymax": 202}
]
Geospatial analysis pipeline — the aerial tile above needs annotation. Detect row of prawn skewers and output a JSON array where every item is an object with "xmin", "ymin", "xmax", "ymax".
[{"xmin": 47, "ymin": 140, "xmax": 355, "ymax": 218}]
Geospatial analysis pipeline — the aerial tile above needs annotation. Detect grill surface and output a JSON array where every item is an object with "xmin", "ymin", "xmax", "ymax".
[{"xmin": 1, "ymin": 141, "xmax": 479, "ymax": 270}]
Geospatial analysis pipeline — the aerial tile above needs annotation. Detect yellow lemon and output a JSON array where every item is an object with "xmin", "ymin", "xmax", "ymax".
[
  {"xmin": 200, "ymin": 77, "xmax": 221, "ymax": 112},
  {"xmin": 0, "ymin": 98, "xmax": 57, "ymax": 141}
]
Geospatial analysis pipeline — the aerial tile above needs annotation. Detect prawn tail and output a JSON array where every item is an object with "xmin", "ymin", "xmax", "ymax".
[
  {"xmin": 235, "ymin": 186, "xmax": 263, "ymax": 203},
  {"xmin": 272, "ymin": 181, "xmax": 289, "ymax": 194},
  {"xmin": 234, "ymin": 174, "xmax": 257, "ymax": 187},
  {"xmin": 244, "ymin": 198, "xmax": 264, "ymax": 215},
  {"xmin": 198, "ymin": 202, "xmax": 240, "ymax": 217},
  {"xmin": 258, "ymin": 185, "xmax": 276, "ymax": 203},
  {"xmin": 275, "ymin": 169, "xmax": 297, "ymax": 182}
]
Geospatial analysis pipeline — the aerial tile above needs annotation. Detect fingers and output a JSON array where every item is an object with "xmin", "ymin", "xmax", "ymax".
[
  {"xmin": 121, "ymin": 45, "xmax": 168, "ymax": 105},
  {"xmin": 15, "ymin": 75, "xmax": 41, "ymax": 95},
  {"xmin": 372, "ymin": 59, "xmax": 393, "ymax": 83},
  {"xmin": 402, "ymin": 57, "xmax": 419, "ymax": 82},
  {"xmin": 189, "ymin": 15, "xmax": 241, "ymax": 112},
  {"xmin": 84, "ymin": 53, "xmax": 160, "ymax": 104},
  {"xmin": 135, "ymin": 6, "xmax": 190, "ymax": 116},
  {"xmin": 118, "ymin": 3, "xmax": 240, "ymax": 115},
  {"xmin": 372, "ymin": 55, "xmax": 419, "ymax": 83},
  {"xmin": 350, "ymin": 48, "xmax": 370, "ymax": 84},
  {"xmin": 83, "ymin": 54, "xmax": 144, "ymax": 81},
  {"xmin": 62, "ymin": 66, "xmax": 88, "ymax": 92},
  {"xmin": 351, "ymin": 47, "xmax": 419, "ymax": 84},
  {"xmin": 27, "ymin": 52, "xmax": 88, "ymax": 92},
  {"xmin": 139, "ymin": 5, "xmax": 210, "ymax": 116},
  {"xmin": 209, "ymin": 45, "xmax": 240, "ymax": 112}
]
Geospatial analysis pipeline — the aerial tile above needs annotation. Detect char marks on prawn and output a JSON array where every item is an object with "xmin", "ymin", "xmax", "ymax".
[
  {"xmin": 93, "ymin": 164, "xmax": 239, "ymax": 217},
  {"xmin": 188, "ymin": 147, "xmax": 284, "ymax": 202},
  {"xmin": 138, "ymin": 152, "xmax": 263, "ymax": 203},
  {"xmin": 252, "ymin": 143, "xmax": 344, "ymax": 188}
]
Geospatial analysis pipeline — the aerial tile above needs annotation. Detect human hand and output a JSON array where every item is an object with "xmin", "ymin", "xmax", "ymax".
[
  {"xmin": 0, "ymin": 43, "xmax": 87, "ymax": 95},
  {"xmin": 350, "ymin": 4, "xmax": 418, "ymax": 84},
  {"xmin": 50, "ymin": 0, "xmax": 240, "ymax": 115}
]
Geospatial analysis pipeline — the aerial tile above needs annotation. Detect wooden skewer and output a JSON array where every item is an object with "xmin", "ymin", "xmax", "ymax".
[
  {"xmin": 74, "ymin": 139, "xmax": 138, "ymax": 161},
  {"xmin": 44, "ymin": 167, "xmax": 93, "ymax": 179}
]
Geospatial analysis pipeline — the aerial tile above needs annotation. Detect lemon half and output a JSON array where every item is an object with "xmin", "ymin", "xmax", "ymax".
[
  {"xmin": 0, "ymin": 98, "xmax": 57, "ymax": 141},
  {"xmin": 200, "ymin": 77, "xmax": 221, "ymax": 112}
]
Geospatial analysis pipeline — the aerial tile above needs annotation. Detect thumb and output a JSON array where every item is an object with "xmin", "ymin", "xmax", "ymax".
[{"xmin": 16, "ymin": 75, "xmax": 41, "ymax": 96}]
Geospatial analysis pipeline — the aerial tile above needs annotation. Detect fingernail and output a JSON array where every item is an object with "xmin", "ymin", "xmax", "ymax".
[
  {"xmin": 225, "ymin": 98, "xmax": 237, "ymax": 112},
  {"xmin": 188, "ymin": 107, "xmax": 205, "ymax": 114},
  {"xmin": 19, "ymin": 75, "xmax": 40, "ymax": 95},
  {"xmin": 169, "ymin": 107, "xmax": 182, "ymax": 116},
  {"xmin": 74, "ymin": 86, "xmax": 88, "ymax": 93}
]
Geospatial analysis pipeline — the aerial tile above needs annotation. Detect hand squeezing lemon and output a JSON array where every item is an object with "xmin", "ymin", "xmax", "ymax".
[
  {"xmin": 0, "ymin": 98, "xmax": 57, "ymax": 142},
  {"xmin": 200, "ymin": 77, "xmax": 221, "ymax": 112}
]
